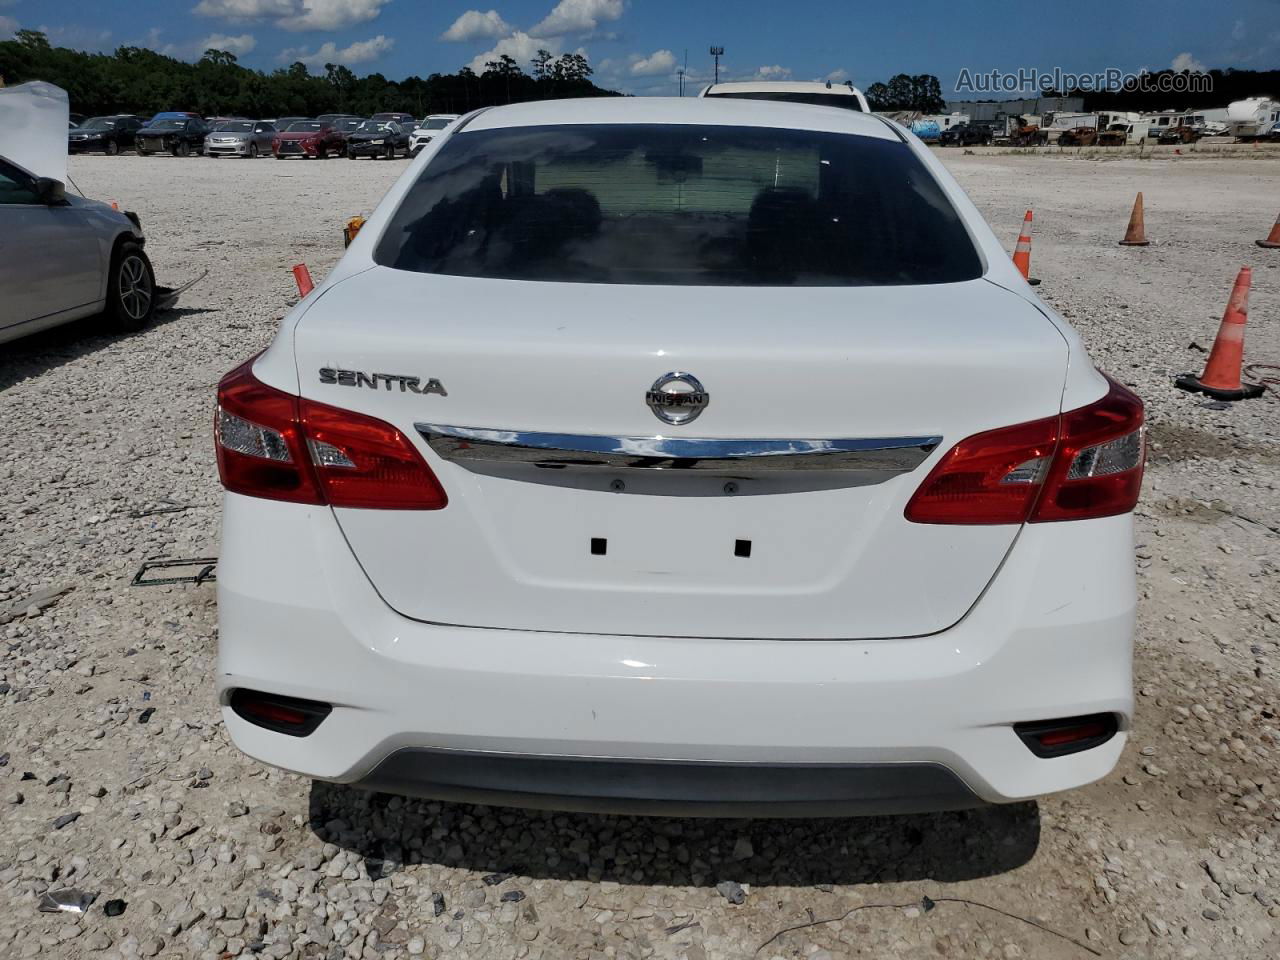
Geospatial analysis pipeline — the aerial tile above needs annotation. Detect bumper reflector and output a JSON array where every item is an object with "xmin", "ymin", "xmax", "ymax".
[
  {"xmin": 1014, "ymin": 713, "xmax": 1118, "ymax": 758},
  {"xmin": 229, "ymin": 689, "xmax": 331, "ymax": 737}
]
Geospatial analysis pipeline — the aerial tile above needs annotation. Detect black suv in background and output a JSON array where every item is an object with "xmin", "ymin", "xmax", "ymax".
[
  {"xmin": 940, "ymin": 123, "xmax": 992, "ymax": 147},
  {"xmin": 68, "ymin": 116, "xmax": 145, "ymax": 155},
  {"xmin": 136, "ymin": 118, "xmax": 211, "ymax": 157}
]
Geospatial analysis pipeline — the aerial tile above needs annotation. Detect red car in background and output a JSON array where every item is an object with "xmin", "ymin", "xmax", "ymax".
[{"xmin": 271, "ymin": 120, "xmax": 345, "ymax": 159}]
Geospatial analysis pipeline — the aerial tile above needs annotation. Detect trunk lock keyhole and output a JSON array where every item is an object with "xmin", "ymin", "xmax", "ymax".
[
  {"xmin": 610, "ymin": 479, "xmax": 626, "ymax": 493},
  {"xmin": 723, "ymin": 481, "xmax": 739, "ymax": 496}
]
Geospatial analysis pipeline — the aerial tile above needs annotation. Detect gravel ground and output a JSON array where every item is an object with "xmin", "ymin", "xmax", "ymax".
[{"xmin": 1, "ymin": 148, "xmax": 1278, "ymax": 960}]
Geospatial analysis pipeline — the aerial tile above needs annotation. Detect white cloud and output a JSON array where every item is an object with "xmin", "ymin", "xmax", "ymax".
[
  {"xmin": 630, "ymin": 49, "xmax": 675, "ymax": 76},
  {"xmin": 194, "ymin": 0, "xmax": 388, "ymax": 31},
  {"xmin": 823, "ymin": 68, "xmax": 849, "ymax": 83},
  {"xmin": 193, "ymin": 0, "xmax": 294, "ymax": 18},
  {"xmin": 1170, "ymin": 52, "xmax": 1206, "ymax": 73},
  {"xmin": 278, "ymin": 0, "xmax": 389, "ymax": 31},
  {"xmin": 441, "ymin": 9, "xmax": 512, "ymax": 42},
  {"xmin": 530, "ymin": 0, "xmax": 623, "ymax": 37},
  {"xmin": 466, "ymin": 31, "xmax": 560, "ymax": 73},
  {"xmin": 0, "ymin": 14, "xmax": 16, "ymax": 38},
  {"xmin": 280, "ymin": 33, "xmax": 393, "ymax": 67},
  {"xmin": 753, "ymin": 64, "xmax": 792, "ymax": 80},
  {"xmin": 1232, "ymin": 19, "xmax": 1246, "ymax": 42},
  {"xmin": 202, "ymin": 32, "xmax": 257, "ymax": 55}
]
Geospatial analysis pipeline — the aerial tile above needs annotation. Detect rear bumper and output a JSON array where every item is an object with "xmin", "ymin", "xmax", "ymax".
[
  {"xmin": 356, "ymin": 748, "xmax": 980, "ymax": 817},
  {"xmin": 217, "ymin": 494, "xmax": 1135, "ymax": 813}
]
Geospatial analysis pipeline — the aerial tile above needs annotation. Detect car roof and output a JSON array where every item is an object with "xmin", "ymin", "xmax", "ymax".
[
  {"xmin": 704, "ymin": 81, "xmax": 863, "ymax": 96},
  {"xmin": 465, "ymin": 97, "xmax": 898, "ymax": 140}
]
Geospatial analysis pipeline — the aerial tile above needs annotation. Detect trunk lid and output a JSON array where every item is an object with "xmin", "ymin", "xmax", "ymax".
[{"xmin": 293, "ymin": 267, "xmax": 1067, "ymax": 639}]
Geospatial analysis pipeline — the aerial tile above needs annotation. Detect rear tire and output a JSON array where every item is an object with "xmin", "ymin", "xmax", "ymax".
[
  {"xmin": 104, "ymin": 242, "xmax": 156, "ymax": 333},
  {"xmin": 105, "ymin": 139, "xmax": 120, "ymax": 157}
]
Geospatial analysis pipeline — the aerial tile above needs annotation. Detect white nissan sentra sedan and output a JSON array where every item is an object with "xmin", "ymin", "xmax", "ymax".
[{"xmin": 215, "ymin": 97, "xmax": 1144, "ymax": 817}]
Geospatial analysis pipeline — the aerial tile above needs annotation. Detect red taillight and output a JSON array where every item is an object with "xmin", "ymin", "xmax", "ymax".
[
  {"xmin": 215, "ymin": 357, "xmax": 447, "ymax": 510},
  {"xmin": 905, "ymin": 375, "xmax": 1144, "ymax": 525}
]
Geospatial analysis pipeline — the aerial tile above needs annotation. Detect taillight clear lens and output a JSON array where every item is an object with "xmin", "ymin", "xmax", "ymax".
[
  {"xmin": 1030, "ymin": 378, "xmax": 1144, "ymax": 523},
  {"xmin": 906, "ymin": 375, "xmax": 1144, "ymax": 525},
  {"xmin": 215, "ymin": 358, "xmax": 447, "ymax": 510},
  {"xmin": 217, "ymin": 408, "xmax": 292, "ymax": 462}
]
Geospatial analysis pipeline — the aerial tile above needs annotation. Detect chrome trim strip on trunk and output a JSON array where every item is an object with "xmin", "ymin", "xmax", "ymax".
[{"xmin": 417, "ymin": 424, "xmax": 941, "ymax": 473}]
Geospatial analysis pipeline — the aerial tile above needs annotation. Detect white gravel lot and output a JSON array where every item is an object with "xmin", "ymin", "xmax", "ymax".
[{"xmin": 1, "ymin": 147, "xmax": 1278, "ymax": 960}]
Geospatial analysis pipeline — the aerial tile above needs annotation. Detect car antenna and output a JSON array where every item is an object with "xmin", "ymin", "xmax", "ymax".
[{"xmin": 65, "ymin": 173, "xmax": 86, "ymax": 198}]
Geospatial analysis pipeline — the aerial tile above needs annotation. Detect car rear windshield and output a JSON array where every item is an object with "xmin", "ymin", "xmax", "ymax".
[
  {"xmin": 374, "ymin": 123, "xmax": 982, "ymax": 286},
  {"xmin": 705, "ymin": 91, "xmax": 865, "ymax": 111}
]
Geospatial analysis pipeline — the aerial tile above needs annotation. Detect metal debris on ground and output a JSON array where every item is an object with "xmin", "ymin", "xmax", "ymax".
[
  {"xmin": 38, "ymin": 889, "xmax": 97, "ymax": 914},
  {"xmin": 130, "ymin": 557, "xmax": 217, "ymax": 587},
  {"xmin": 128, "ymin": 500, "xmax": 191, "ymax": 519},
  {"xmin": 155, "ymin": 269, "xmax": 209, "ymax": 311}
]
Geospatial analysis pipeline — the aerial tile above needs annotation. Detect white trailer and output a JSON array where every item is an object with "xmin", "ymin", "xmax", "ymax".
[{"xmin": 1226, "ymin": 98, "xmax": 1280, "ymax": 140}]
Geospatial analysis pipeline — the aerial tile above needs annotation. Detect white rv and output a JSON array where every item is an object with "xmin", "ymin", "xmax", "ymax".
[{"xmin": 1226, "ymin": 98, "xmax": 1280, "ymax": 140}]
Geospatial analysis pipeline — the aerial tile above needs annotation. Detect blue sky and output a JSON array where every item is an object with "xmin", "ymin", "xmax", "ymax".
[{"xmin": 2, "ymin": 0, "xmax": 1278, "ymax": 96}]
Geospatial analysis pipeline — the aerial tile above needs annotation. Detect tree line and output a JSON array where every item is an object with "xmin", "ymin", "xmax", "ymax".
[{"xmin": 0, "ymin": 30, "xmax": 619, "ymax": 119}]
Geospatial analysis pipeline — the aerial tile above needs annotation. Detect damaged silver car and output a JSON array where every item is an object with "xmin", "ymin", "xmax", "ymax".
[{"xmin": 0, "ymin": 153, "xmax": 158, "ymax": 344}]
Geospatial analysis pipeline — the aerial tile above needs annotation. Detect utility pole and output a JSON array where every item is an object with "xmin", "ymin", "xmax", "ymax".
[
  {"xmin": 678, "ymin": 48, "xmax": 687, "ymax": 96},
  {"xmin": 709, "ymin": 46, "xmax": 724, "ymax": 84}
]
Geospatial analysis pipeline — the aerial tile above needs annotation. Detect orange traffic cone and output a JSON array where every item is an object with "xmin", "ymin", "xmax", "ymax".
[
  {"xmin": 1175, "ymin": 267, "xmax": 1265, "ymax": 400},
  {"xmin": 292, "ymin": 263, "xmax": 314, "ymax": 297},
  {"xmin": 1118, "ymin": 192, "xmax": 1150, "ymax": 246},
  {"xmin": 1010, "ymin": 210, "xmax": 1041, "ymax": 285},
  {"xmin": 1257, "ymin": 211, "xmax": 1280, "ymax": 249}
]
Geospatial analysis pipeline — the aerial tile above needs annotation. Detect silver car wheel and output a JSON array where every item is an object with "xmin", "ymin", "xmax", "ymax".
[{"xmin": 118, "ymin": 255, "xmax": 153, "ymax": 322}]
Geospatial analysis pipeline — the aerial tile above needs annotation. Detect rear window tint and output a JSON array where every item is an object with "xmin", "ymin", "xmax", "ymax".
[{"xmin": 375, "ymin": 123, "xmax": 983, "ymax": 286}]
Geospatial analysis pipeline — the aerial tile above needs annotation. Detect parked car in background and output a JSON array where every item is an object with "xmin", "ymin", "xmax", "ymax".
[
  {"xmin": 137, "ymin": 117, "xmax": 210, "ymax": 156},
  {"xmin": 1157, "ymin": 125, "xmax": 1200, "ymax": 145},
  {"xmin": 1057, "ymin": 126, "xmax": 1099, "ymax": 147},
  {"xmin": 69, "ymin": 112, "xmax": 86, "ymax": 127},
  {"xmin": 271, "ymin": 120, "xmax": 344, "ymax": 159},
  {"xmin": 144, "ymin": 111, "xmax": 202, "ymax": 127},
  {"xmin": 205, "ymin": 120, "xmax": 277, "ymax": 158},
  {"xmin": 68, "ymin": 115, "xmax": 145, "ymax": 155},
  {"xmin": 214, "ymin": 97, "xmax": 1144, "ymax": 817},
  {"xmin": 332, "ymin": 117, "xmax": 365, "ymax": 138},
  {"xmin": 345, "ymin": 119, "xmax": 411, "ymax": 159},
  {"xmin": 371, "ymin": 111, "xmax": 418, "ymax": 129},
  {"xmin": 1097, "ymin": 124, "xmax": 1130, "ymax": 146},
  {"xmin": 317, "ymin": 114, "xmax": 363, "ymax": 126},
  {"xmin": 409, "ymin": 114, "xmax": 459, "ymax": 156},
  {"xmin": 939, "ymin": 123, "xmax": 991, "ymax": 147},
  {"xmin": 700, "ymin": 80, "xmax": 871, "ymax": 112},
  {"xmin": 1, "ymin": 153, "xmax": 155, "ymax": 343}
]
